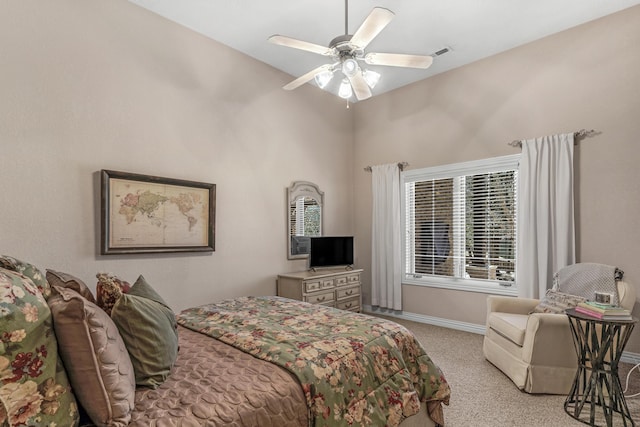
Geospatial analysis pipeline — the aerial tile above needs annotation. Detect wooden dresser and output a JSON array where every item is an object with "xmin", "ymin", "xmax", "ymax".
[{"xmin": 277, "ymin": 268, "xmax": 363, "ymax": 312}]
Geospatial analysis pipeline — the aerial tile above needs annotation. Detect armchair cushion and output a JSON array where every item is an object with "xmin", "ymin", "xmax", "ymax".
[
  {"xmin": 488, "ymin": 313, "xmax": 528, "ymax": 346},
  {"xmin": 530, "ymin": 289, "xmax": 586, "ymax": 314}
]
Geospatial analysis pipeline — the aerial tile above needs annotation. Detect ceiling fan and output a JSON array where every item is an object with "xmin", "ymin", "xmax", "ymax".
[{"xmin": 268, "ymin": 0, "xmax": 434, "ymax": 101}]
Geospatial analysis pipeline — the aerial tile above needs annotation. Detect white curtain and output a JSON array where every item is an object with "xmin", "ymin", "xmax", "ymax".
[
  {"xmin": 371, "ymin": 163, "xmax": 402, "ymax": 310},
  {"xmin": 516, "ymin": 133, "xmax": 576, "ymax": 298}
]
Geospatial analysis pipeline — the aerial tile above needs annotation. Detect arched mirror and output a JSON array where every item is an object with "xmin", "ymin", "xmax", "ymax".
[{"xmin": 287, "ymin": 181, "xmax": 324, "ymax": 260}]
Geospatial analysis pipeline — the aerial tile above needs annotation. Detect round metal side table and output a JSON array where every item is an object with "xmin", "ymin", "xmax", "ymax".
[{"xmin": 564, "ymin": 308, "xmax": 637, "ymax": 427}]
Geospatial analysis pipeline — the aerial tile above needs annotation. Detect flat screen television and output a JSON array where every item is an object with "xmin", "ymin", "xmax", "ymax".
[{"xmin": 309, "ymin": 236, "xmax": 354, "ymax": 269}]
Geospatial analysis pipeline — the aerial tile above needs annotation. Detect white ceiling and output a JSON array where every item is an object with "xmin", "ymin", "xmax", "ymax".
[{"xmin": 128, "ymin": 0, "xmax": 640, "ymax": 101}]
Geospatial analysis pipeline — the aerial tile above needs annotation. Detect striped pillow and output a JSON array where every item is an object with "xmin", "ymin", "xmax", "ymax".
[{"xmin": 531, "ymin": 289, "xmax": 587, "ymax": 314}]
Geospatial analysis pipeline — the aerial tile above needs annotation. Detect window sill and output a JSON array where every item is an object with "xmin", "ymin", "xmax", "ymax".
[{"xmin": 402, "ymin": 276, "xmax": 518, "ymax": 296}]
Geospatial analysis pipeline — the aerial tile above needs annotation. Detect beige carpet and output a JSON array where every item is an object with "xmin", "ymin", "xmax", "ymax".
[{"xmin": 375, "ymin": 315, "xmax": 640, "ymax": 427}]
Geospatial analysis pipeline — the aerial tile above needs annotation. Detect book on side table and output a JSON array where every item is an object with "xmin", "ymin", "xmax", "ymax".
[{"xmin": 575, "ymin": 301, "xmax": 632, "ymax": 321}]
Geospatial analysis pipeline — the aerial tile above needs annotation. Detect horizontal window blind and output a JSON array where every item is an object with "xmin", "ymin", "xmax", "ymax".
[
  {"xmin": 290, "ymin": 197, "xmax": 321, "ymax": 236},
  {"xmin": 403, "ymin": 155, "xmax": 518, "ymax": 287}
]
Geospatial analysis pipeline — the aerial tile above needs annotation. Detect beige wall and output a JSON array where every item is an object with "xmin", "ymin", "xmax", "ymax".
[
  {"xmin": 0, "ymin": 1, "xmax": 354, "ymax": 312},
  {"xmin": 2, "ymin": 1, "xmax": 639, "ymax": 354},
  {"xmin": 353, "ymin": 6, "xmax": 640, "ymax": 352}
]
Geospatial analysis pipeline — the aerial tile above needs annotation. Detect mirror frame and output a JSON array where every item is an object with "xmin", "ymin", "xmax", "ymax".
[{"xmin": 287, "ymin": 181, "xmax": 324, "ymax": 260}]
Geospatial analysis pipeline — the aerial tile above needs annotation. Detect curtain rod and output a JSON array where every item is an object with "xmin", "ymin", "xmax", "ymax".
[
  {"xmin": 508, "ymin": 129, "xmax": 599, "ymax": 148},
  {"xmin": 364, "ymin": 162, "xmax": 409, "ymax": 172}
]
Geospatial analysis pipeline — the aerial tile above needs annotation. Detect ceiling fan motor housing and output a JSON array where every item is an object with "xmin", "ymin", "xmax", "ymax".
[{"xmin": 329, "ymin": 35, "xmax": 364, "ymax": 57}]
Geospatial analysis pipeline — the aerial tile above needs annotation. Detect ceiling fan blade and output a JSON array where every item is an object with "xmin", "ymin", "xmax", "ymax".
[
  {"xmin": 283, "ymin": 64, "xmax": 333, "ymax": 91},
  {"xmin": 268, "ymin": 35, "xmax": 332, "ymax": 56},
  {"xmin": 364, "ymin": 52, "xmax": 434, "ymax": 69},
  {"xmin": 350, "ymin": 8, "xmax": 394, "ymax": 50},
  {"xmin": 348, "ymin": 71, "xmax": 372, "ymax": 101}
]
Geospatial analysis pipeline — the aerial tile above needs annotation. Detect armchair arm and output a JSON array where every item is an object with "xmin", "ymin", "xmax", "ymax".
[
  {"xmin": 486, "ymin": 295, "xmax": 539, "ymax": 316},
  {"xmin": 522, "ymin": 313, "xmax": 577, "ymax": 367}
]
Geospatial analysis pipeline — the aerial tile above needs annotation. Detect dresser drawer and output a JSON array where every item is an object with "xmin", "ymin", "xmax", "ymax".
[
  {"xmin": 320, "ymin": 279, "xmax": 335, "ymax": 289},
  {"xmin": 319, "ymin": 301, "xmax": 335, "ymax": 308},
  {"xmin": 335, "ymin": 276, "xmax": 348, "ymax": 286},
  {"xmin": 303, "ymin": 280, "xmax": 322, "ymax": 292},
  {"xmin": 336, "ymin": 297, "xmax": 360, "ymax": 311},
  {"xmin": 346, "ymin": 273, "xmax": 360, "ymax": 284},
  {"xmin": 303, "ymin": 279, "xmax": 334, "ymax": 292},
  {"xmin": 304, "ymin": 290, "xmax": 334, "ymax": 305},
  {"xmin": 336, "ymin": 284, "xmax": 360, "ymax": 300}
]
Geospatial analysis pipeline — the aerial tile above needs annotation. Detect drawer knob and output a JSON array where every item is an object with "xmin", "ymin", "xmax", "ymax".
[
  {"xmin": 346, "ymin": 290, "xmax": 353, "ymax": 295},
  {"xmin": 317, "ymin": 296, "xmax": 326, "ymax": 302},
  {"xmin": 345, "ymin": 303, "xmax": 352, "ymax": 308}
]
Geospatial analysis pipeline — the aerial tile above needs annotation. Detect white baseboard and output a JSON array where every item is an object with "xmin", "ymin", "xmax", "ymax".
[
  {"xmin": 363, "ymin": 305, "xmax": 486, "ymax": 335},
  {"xmin": 362, "ymin": 304, "xmax": 640, "ymax": 365},
  {"xmin": 622, "ymin": 351, "xmax": 640, "ymax": 365}
]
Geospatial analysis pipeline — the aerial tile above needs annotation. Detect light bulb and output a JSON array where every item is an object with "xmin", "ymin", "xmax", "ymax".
[
  {"xmin": 341, "ymin": 58, "xmax": 358, "ymax": 77},
  {"xmin": 363, "ymin": 69, "xmax": 381, "ymax": 88},
  {"xmin": 314, "ymin": 70, "xmax": 334, "ymax": 89},
  {"xmin": 338, "ymin": 79, "xmax": 353, "ymax": 99}
]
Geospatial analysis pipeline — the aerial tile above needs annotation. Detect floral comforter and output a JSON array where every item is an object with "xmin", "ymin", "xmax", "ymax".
[{"xmin": 177, "ymin": 296, "xmax": 450, "ymax": 427}]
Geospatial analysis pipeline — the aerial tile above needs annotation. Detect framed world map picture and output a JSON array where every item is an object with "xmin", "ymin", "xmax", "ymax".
[{"xmin": 100, "ymin": 170, "xmax": 215, "ymax": 254}]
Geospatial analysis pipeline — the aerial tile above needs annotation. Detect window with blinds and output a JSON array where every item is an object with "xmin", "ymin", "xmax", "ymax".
[
  {"xmin": 290, "ymin": 197, "xmax": 321, "ymax": 237},
  {"xmin": 402, "ymin": 155, "xmax": 519, "ymax": 292}
]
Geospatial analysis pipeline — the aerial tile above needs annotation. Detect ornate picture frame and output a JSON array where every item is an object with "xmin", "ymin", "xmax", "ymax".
[{"xmin": 100, "ymin": 170, "xmax": 215, "ymax": 255}]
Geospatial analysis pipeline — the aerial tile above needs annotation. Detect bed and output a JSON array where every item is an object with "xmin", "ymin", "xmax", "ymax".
[{"xmin": 0, "ymin": 258, "xmax": 450, "ymax": 427}]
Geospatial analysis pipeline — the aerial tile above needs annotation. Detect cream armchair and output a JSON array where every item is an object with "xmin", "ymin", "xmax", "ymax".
[{"xmin": 482, "ymin": 280, "xmax": 636, "ymax": 394}]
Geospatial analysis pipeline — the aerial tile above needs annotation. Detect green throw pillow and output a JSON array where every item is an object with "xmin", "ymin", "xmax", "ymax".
[
  {"xmin": 0, "ymin": 267, "xmax": 79, "ymax": 426},
  {"xmin": 127, "ymin": 274, "xmax": 169, "ymax": 307},
  {"xmin": 110, "ymin": 275, "xmax": 178, "ymax": 388}
]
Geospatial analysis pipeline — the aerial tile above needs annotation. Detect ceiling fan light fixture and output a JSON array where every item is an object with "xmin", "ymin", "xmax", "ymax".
[
  {"xmin": 338, "ymin": 78, "xmax": 353, "ymax": 99},
  {"xmin": 341, "ymin": 58, "xmax": 359, "ymax": 77},
  {"xmin": 270, "ymin": 2, "xmax": 434, "ymax": 102},
  {"xmin": 314, "ymin": 70, "xmax": 334, "ymax": 89},
  {"xmin": 362, "ymin": 69, "xmax": 380, "ymax": 88}
]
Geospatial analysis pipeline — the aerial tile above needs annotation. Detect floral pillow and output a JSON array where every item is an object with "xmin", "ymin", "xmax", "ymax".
[
  {"xmin": 0, "ymin": 255, "xmax": 51, "ymax": 300},
  {"xmin": 96, "ymin": 272, "xmax": 131, "ymax": 316},
  {"xmin": 0, "ymin": 267, "xmax": 79, "ymax": 426}
]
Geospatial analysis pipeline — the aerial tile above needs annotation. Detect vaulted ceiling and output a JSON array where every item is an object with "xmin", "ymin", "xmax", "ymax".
[{"xmin": 128, "ymin": 0, "xmax": 640, "ymax": 100}]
